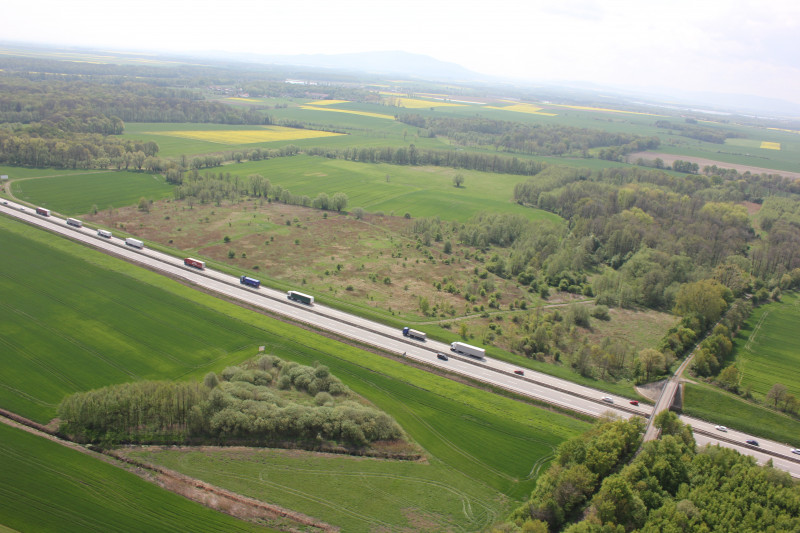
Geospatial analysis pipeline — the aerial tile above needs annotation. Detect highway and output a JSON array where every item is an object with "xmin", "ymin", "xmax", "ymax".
[{"xmin": 3, "ymin": 199, "xmax": 800, "ymax": 476}]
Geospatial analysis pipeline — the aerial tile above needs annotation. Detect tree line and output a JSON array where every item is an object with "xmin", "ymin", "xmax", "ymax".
[
  {"xmin": 170, "ymin": 169, "xmax": 349, "ymax": 213},
  {"xmin": 655, "ymin": 119, "xmax": 745, "ymax": 144},
  {"xmin": 396, "ymin": 112, "xmax": 661, "ymax": 157},
  {"xmin": 0, "ymin": 75, "xmax": 273, "ymax": 126},
  {"xmin": 306, "ymin": 145, "xmax": 548, "ymax": 175}
]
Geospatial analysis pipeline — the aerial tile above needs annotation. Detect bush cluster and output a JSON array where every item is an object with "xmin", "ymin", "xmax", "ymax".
[{"xmin": 58, "ymin": 354, "xmax": 403, "ymax": 447}]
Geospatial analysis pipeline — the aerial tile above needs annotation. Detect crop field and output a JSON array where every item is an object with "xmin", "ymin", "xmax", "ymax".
[
  {"xmin": 297, "ymin": 105, "xmax": 396, "ymax": 120},
  {"xmin": 546, "ymin": 103, "xmax": 665, "ymax": 117},
  {"xmin": 731, "ymin": 292, "xmax": 800, "ymax": 400},
  {"xmin": 682, "ymin": 383, "xmax": 800, "ymax": 446},
  {"xmin": 486, "ymin": 103, "xmax": 558, "ymax": 116},
  {"xmin": 151, "ymin": 126, "xmax": 346, "ymax": 145},
  {"xmin": 0, "ymin": 423, "xmax": 272, "ymax": 532},
  {"xmin": 214, "ymin": 155, "xmax": 563, "ymax": 223},
  {"xmin": 760, "ymin": 141, "xmax": 781, "ymax": 150},
  {"xmin": 380, "ymin": 96, "xmax": 466, "ymax": 109},
  {"xmin": 124, "ymin": 445, "xmax": 499, "ymax": 532},
  {"xmin": 0, "ymin": 217, "xmax": 273, "ymax": 422},
  {"xmin": 302, "ymin": 99, "xmax": 350, "ymax": 106},
  {"xmin": 0, "ymin": 215, "xmax": 589, "ymax": 529},
  {"xmin": 9, "ymin": 170, "xmax": 173, "ymax": 216}
]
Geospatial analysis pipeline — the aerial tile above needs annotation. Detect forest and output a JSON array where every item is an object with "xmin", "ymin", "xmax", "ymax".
[{"xmin": 497, "ymin": 413, "xmax": 800, "ymax": 532}]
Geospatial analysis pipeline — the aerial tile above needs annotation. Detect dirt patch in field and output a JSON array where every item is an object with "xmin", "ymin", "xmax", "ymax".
[{"xmin": 630, "ymin": 152, "xmax": 800, "ymax": 180}]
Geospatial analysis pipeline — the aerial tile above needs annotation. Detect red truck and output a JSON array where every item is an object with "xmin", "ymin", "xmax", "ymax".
[{"xmin": 184, "ymin": 258, "xmax": 205, "ymax": 270}]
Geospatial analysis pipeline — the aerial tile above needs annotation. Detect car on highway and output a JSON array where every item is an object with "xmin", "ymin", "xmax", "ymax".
[
  {"xmin": 715, "ymin": 425, "xmax": 727, "ymax": 432},
  {"xmin": 629, "ymin": 400, "xmax": 639, "ymax": 406},
  {"xmin": 602, "ymin": 397, "xmax": 614, "ymax": 403},
  {"xmin": 513, "ymin": 370, "xmax": 524, "ymax": 376},
  {"xmin": 436, "ymin": 352, "xmax": 448, "ymax": 361},
  {"xmin": 19, "ymin": 206, "xmax": 25, "ymax": 211},
  {"xmin": 746, "ymin": 439, "xmax": 759, "ymax": 447},
  {"xmin": 791, "ymin": 448, "xmax": 800, "ymax": 455},
  {"xmin": 2, "ymin": 200, "xmax": 7, "ymax": 205}
]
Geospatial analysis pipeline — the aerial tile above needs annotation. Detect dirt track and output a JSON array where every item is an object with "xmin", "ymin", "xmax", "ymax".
[{"xmin": 630, "ymin": 152, "xmax": 800, "ymax": 180}]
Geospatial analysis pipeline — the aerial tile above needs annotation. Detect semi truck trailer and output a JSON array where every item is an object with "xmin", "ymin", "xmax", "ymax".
[
  {"xmin": 66, "ymin": 218, "xmax": 83, "ymax": 227},
  {"xmin": 35, "ymin": 207, "xmax": 50, "ymax": 216},
  {"xmin": 125, "ymin": 237, "xmax": 144, "ymax": 249},
  {"xmin": 287, "ymin": 290, "xmax": 314, "ymax": 305},
  {"xmin": 97, "ymin": 229, "xmax": 112, "ymax": 238},
  {"xmin": 240, "ymin": 275, "xmax": 261, "ymax": 288},
  {"xmin": 402, "ymin": 327, "xmax": 426, "ymax": 341},
  {"xmin": 184, "ymin": 257, "xmax": 205, "ymax": 270},
  {"xmin": 450, "ymin": 342, "xmax": 485, "ymax": 359}
]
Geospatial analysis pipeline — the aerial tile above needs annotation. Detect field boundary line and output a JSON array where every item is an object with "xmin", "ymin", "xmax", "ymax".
[{"xmin": 0, "ymin": 409, "xmax": 337, "ymax": 532}]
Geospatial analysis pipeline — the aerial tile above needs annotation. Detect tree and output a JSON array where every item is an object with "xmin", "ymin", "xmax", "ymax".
[
  {"xmin": 453, "ymin": 173, "xmax": 465, "ymax": 188},
  {"xmin": 203, "ymin": 372, "xmax": 219, "ymax": 389},
  {"xmin": 331, "ymin": 192, "xmax": 348, "ymax": 212},
  {"xmin": 766, "ymin": 383, "xmax": 787, "ymax": 408},
  {"xmin": 137, "ymin": 197, "xmax": 149, "ymax": 212},
  {"xmin": 673, "ymin": 279, "xmax": 731, "ymax": 329},
  {"xmin": 717, "ymin": 365, "xmax": 740, "ymax": 392},
  {"xmin": 591, "ymin": 474, "xmax": 647, "ymax": 530},
  {"xmin": 638, "ymin": 348, "xmax": 665, "ymax": 381}
]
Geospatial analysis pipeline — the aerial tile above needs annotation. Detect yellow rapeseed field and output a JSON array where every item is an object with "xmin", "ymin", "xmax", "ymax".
[
  {"xmin": 304, "ymin": 99, "xmax": 350, "ymax": 106},
  {"xmin": 297, "ymin": 106, "xmax": 395, "ymax": 120},
  {"xmin": 760, "ymin": 141, "xmax": 781, "ymax": 150},
  {"xmin": 767, "ymin": 127, "xmax": 800, "ymax": 135},
  {"xmin": 547, "ymin": 104, "xmax": 663, "ymax": 117},
  {"xmin": 151, "ymin": 126, "xmax": 345, "ymax": 145},
  {"xmin": 382, "ymin": 96, "xmax": 465, "ymax": 108},
  {"xmin": 486, "ymin": 104, "xmax": 557, "ymax": 116}
]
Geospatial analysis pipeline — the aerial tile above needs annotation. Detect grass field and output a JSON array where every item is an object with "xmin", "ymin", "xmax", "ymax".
[
  {"xmin": 0, "ymin": 214, "xmax": 589, "ymax": 528},
  {"xmin": 682, "ymin": 382, "xmax": 800, "ymax": 446},
  {"xmin": 0, "ymin": 423, "xmax": 272, "ymax": 532},
  {"xmin": 731, "ymin": 292, "xmax": 800, "ymax": 401},
  {"xmin": 124, "ymin": 445, "xmax": 501, "ymax": 532},
  {"xmin": 211, "ymin": 155, "xmax": 563, "ymax": 223},
  {"xmin": 9, "ymin": 170, "xmax": 173, "ymax": 216}
]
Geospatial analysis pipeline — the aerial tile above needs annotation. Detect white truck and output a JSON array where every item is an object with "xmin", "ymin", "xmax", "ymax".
[
  {"xmin": 125, "ymin": 237, "xmax": 144, "ymax": 249},
  {"xmin": 66, "ymin": 217, "xmax": 83, "ymax": 227},
  {"xmin": 450, "ymin": 341, "xmax": 485, "ymax": 359},
  {"xmin": 402, "ymin": 327, "xmax": 426, "ymax": 341},
  {"xmin": 97, "ymin": 229, "xmax": 112, "ymax": 238}
]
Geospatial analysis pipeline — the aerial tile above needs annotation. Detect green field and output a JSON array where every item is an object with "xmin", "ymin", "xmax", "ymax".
[
  {"xmin": 682, "ymin": 382, "xmax": 800, "ymax": 446},
  {"xmin": 730, "ymin": 292, "xmax": 800, "ymax": 400},
  {"xmin": 206, "ymin": 155, "xmax": 562, "ymax": 223},
  {"xmin": 0, "ymin": 214, "xmax": 589, "ymax": 529},
  {"xmin": 9, "ymin": 170, "xmax": 173, "ymax": 216},
  {"xmin": 0, "ymin": 423, "xmax": 273, "ymax": 532},
  {"xmin": 125, "ymin": 445, "xmax": 502, "ymax": 533}
]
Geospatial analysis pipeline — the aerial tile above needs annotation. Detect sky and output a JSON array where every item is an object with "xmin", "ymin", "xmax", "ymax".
[{"xmin": 4, "ymin": 0, "xmax": 800, "ymax": 105}]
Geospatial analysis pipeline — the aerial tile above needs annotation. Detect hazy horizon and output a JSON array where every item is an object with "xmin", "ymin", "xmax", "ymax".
[{"xmin": 5, "ymin": 0, "xmax": 800, "ymax": 106}]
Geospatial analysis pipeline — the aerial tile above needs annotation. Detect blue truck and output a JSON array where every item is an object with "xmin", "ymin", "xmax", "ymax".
[{"xmin": 240, "ymin": 275, "xmax": 261, "ymax": 288}]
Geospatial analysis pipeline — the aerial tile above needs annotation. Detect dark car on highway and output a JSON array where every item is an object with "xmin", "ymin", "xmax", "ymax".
[
  {"xmin": 746, "ymin": 439, "xmax": 759, "ymax": 446},
  {"xmin": 436, "ymin": 352, "xmax": 448, "ymax": 361}
]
